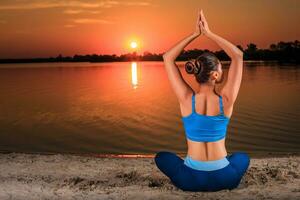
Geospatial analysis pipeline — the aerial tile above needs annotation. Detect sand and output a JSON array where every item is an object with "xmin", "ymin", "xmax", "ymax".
[{"xmin": 0, "ymin": 152, "xmax": 299, "ymax": 200}]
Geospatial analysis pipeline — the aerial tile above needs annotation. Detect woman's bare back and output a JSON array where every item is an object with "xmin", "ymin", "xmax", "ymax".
[{"xmin": 180, "ymin": 89, "xmax": 234, "ymax": 161}]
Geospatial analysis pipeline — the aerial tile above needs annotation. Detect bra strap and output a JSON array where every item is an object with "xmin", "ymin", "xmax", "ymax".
[
  {"xmin": 192, "ymin": 92, "xmax": 195, "ymax": 113},
  {"xmin": 219, "ymin": 96, "xmax": 224, "ymax": 115}
]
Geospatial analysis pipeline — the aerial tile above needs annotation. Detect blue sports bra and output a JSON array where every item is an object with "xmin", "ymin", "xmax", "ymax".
[{"xmin": 181, "ymin": 91, "xmax": 230, "ymax": 142}]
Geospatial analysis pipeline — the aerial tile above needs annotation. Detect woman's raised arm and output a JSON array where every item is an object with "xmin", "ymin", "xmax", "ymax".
[
  {"xmin": 162, "ymin": 10, "xmax": 202, "ymax": 103},
  {"xmin": 200, "ymin": 10, "xmax": 243, "ymax": 104}
]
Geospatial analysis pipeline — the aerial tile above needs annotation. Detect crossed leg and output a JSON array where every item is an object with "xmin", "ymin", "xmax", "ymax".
[
  {"xmin": 226, "ymin": 151, "xmax": 250, "ymax": 184},
  {"xmin": 154, "ymin": 151, "xmax": 184, "ymax": 179},
  {"xmin": 154, "ymin": 151, "xmax": 251, "ymax": 191}
]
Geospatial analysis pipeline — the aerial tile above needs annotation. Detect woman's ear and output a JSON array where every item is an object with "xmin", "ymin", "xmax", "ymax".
[{"xmin": 211, "ymin": 71, "xmax": 218, "ymax": 81}]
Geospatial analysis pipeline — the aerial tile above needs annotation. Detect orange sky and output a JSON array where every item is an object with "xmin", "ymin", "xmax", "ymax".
[{"xmin": 0, "ymin": 0, "xmax": 299, "ymax": 58}]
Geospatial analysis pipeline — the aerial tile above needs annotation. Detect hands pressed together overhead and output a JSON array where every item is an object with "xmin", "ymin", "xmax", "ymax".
[{"xmin": 194, "ymin": 9, "xmax": 211, "ymax": 36}]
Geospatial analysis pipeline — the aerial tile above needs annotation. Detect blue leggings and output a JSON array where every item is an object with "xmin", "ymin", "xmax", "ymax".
[{"xmin": 154, "ymin": 151, "xmax": 250, "ymax": 192}]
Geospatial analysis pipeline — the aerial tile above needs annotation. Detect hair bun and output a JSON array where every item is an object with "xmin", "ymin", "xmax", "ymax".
[
  {"xmin": 194, "ymin": 59, "xmax": 203, "ymax": 75},
  {"xmin": 185, "ymin": 60, "xmax": 195, "ymax": 74}
]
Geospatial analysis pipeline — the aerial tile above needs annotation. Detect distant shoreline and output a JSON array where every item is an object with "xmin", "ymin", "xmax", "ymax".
[
  {"xmin": 1, "ymin": 40, "xmax": 299, "ymax": 64},
  {"xmin": 1, "ymin": 150, "xmax": 299, "ymax": 159},
  {"xmin": 0, "ymin": 60, "xmax": 296, "ymax": 65},
  {"xmin": 0, "ymin": 40, "xmax": 300, "ymax": 63}
]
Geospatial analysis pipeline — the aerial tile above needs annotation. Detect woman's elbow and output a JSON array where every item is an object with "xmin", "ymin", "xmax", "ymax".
[
  {"xmin": 236, "ymin": 51, "xmax": 244, "ymax": 59},
  {"xmin": 232, "ymin": 52, "xmax": 243, "ymax": 61},
  {"xmin": 163, "ymin": 53, "xmax": 176, "ymax": 61},
  {"xmin": 163, "ymin": 53, "xmax": 171, "ymax": 60}
]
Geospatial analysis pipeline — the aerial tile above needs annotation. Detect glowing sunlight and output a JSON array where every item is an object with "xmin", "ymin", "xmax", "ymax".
[
  {"xmin": 131, "ymin": 62, "xmax": 138, "ymax": 89},
  {"xmin": 130, "ymin": 41, "xmax": 138, "ymax": 49}
]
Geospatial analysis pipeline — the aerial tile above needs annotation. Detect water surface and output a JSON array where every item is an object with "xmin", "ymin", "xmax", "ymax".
[{"xmin": 0, "ymin": 61, "xmax": 299, "ymax": 157}]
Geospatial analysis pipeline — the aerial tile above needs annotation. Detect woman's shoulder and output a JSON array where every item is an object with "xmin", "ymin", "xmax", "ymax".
[{"xmin": 219, "ymin": 90, "xmax": 234, "ymax": 118}]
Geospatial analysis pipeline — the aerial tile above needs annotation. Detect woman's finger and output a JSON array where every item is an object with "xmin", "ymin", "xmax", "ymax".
[
  {"xmin": 200, "ymin": 10, "xmax": 206, "ymax": 22},
  {"xmin": 198, "ymin": 18, "xmax": 202, "ymax": 26},
  {"xmin": 199, "ymin": 22, "xmax": 204, "ymax": 32},
  {"xmin": 199, "ymin": 10, "xmax": 202, "ymax": 22},
  {"xmin": 197, "ymin": 9, "xmax": 201, "ymax": 22}
]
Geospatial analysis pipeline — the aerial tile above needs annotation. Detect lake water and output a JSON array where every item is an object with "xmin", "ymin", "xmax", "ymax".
[{"xmin": 0, "ymin": 61, "xmax": 299, "ymax": 157}]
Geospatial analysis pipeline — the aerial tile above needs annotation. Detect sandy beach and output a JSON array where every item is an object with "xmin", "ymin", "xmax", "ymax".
[{"xmin": 0, "ymin": 152, "xmax": 299, "ymax": 200}]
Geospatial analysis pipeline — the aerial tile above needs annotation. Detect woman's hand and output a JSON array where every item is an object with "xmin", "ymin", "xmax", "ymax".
[
  {"xmin": 199, "ymin": 9, "xmax": 211, "ymax": 36},
  {"xmin": 194, "ymin": 9, "xmax": 202, "ymax": 36}
]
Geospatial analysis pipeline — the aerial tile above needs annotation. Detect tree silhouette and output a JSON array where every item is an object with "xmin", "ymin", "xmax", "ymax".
[{"xmin": 0, "ymin": 40, "xmax": 299, "ymax": 64}]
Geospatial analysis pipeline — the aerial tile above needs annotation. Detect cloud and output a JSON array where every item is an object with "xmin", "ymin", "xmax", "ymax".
[
  {"xmin": 64, "ymin": 24, "xmax": 76, "ymax": 28},
  {"xmin": 0, "ymin": 1, "xmax": 104, "ymax": 10},
  {"xmin": 64, "ymin": 17, "xmax": 112, "ymax": 28},
  {"xmin": 90, "ymin": 10, "xmax": 100, "ymax": 14},
  {"xmin": 122, "ymin": 2, "xmax": 151, "ymax": 6},
  {"xmin": 0, "ymin": 0, "xmax": 152, "ymax": 10},
  {"xmin": 63, "ymin": 9, "xmax": 83, "ymax": 14},
  {"xmin": 72, "ymin": 18, "xmax": 114, "ymax": 24},
  {"xmin": 63, "ymin": 9, "xmax": 101, "ymax": 14}
]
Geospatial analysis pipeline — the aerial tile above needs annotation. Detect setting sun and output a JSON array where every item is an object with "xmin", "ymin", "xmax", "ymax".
[{"xmin": 130, "ymin": 41, "xmax": 138, "ymax": 49}]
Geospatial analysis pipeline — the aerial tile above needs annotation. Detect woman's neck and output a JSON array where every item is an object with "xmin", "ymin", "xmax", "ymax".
[{"xmin": 197, "ymin": 82, "xmax": 216, "ymax": 95}]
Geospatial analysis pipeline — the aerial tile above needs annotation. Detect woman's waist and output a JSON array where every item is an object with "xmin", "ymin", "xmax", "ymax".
[
  {"xmin": 186, "ymin": 151, "xmax": 228, "ymax": 162},
  {"xmin": 184, "ymin": 154, "xmax": 230, "ymax": 171},
  {"xmin": 187, "ymin": 138, "xmax": 227, "ymax": 161}
]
